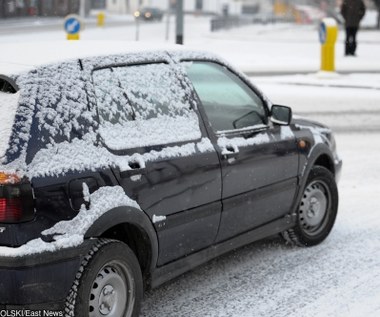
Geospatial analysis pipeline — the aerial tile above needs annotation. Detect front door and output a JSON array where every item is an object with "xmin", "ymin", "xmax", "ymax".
[{"xmin": 184, "ymin": 61, "xmax": 299, "ymax": 242}]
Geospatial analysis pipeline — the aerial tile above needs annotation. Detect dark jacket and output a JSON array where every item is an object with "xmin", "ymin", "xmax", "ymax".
[{"xmin": 341, "ymin": 0, "xmax": 366, "ymax": 28}]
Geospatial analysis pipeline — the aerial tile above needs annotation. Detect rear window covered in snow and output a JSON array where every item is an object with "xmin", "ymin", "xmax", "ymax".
[
  {"xmin": 0, "ymin": 91, "xmax": 20, "ymax": 159},
  {"xmin": 93, "ymin": 63, "xmax": 202, "ymax": 150},
  {"xmin": 5, "ymin": 61, "xmax": 95, "ymax": 163}
]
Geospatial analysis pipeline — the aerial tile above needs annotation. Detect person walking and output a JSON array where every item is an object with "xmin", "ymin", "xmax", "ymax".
[{"xmin": 341, "ymin": 0, "xmax": 366, "ymax": 56}]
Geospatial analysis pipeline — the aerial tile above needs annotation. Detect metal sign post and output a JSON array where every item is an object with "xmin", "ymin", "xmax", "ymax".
[
  {"xmin": 176, "ymin": 0, "xmax": 184, "ymax": 44},
  {"xmin": 134, "ymin": 10, "xmax": 140, "ymax": 41},
  {"xmin": 165, "ymin": 0, "xmax": 171, "ymax": 41}
]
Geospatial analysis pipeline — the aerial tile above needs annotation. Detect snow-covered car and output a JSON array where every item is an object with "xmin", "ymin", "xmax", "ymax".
[{"xmin": 0, "ymin": 42, "xmax": 342, "ymax": 316}]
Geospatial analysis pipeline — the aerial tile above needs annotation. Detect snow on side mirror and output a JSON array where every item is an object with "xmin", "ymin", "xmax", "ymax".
[{"xmin": 271, "ymin": 105, "xmax": 292, "ymax": 126}]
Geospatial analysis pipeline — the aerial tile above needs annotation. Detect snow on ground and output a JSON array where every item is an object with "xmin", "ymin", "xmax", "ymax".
[
  {"xmin": 1, "ymin": 15, "xmax": 380, "ymax": 316},
  {"xmin": 252, "ymin": 73, "xmax": 380, "ymax": 132},
  {"xmin": 0, "ymin": 15, "xmax": 379, "ymax": 74}
]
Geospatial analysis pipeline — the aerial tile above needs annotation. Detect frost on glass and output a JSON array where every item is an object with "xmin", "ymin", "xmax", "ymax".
[
  {"xmin": 93, "ymin": 63, "xmax": 202, "ymax": 150},
  {"xmin": 5, "ymin": 61, "xmax": 94, "ymax": 163},
  {"xmin": 93, "ymin": 68, "xmax": 133, "ymax": 125}
]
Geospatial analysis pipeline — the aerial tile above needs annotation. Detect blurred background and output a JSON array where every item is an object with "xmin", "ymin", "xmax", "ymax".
[{"xmin": 0, "ymin": 0, "xmax": 378, "ymax": 29}]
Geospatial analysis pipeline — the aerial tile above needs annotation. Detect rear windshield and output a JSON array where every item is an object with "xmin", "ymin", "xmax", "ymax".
[
  {"xmin": 0, "ymin": 91, "xmax": 20, "ymax": 158},
  {"xmin": 2, "ymin": 61, "xmax": 93, "ymax": 164}
]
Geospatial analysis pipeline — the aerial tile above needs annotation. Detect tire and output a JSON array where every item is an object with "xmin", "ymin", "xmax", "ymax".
[
  {"xmin": 65, "ymin": 239, "xmax": 143, "ymax": 317},
  {"xmin": 283, "ymin": 166, "xmax": 338, "ymax": 247}
]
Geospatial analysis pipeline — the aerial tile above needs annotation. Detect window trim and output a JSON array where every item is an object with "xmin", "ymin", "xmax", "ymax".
[{"xmin": 180, "ymin": 59, "xmax": 270, "ymax": 136}]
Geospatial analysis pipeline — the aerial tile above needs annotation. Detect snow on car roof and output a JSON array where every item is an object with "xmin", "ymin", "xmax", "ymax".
[{"xmin": 0, "ymin": 40, "xmax": 186, "ymax": 76}]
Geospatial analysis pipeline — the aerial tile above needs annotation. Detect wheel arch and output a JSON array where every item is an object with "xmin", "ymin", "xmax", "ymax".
[
  {"xmin": 84, "ymin": 206, "xmax": 158, "ymax": 281},
  {"xmin": 306, "ymin": 144, "xmax": 336, "ymax": 177},
  {"xmin": 313, "ymin": 153, "xmax": 335, "ymax": 175},
  {"xmin": 291, "ymin": 144, "xmax": 336, "ymax": 218}
]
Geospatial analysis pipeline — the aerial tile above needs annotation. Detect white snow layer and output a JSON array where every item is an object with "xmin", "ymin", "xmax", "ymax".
[
  {"xmin": 3, "ymin": 60, "xmax": 91, "ymax": 160},
  {"xmin": 152, "ymin": 214, "xmax": 167, "ymax": 223},
  {"xmin": 100, "ymin": 113, "xmax": 201, "ymax": 150},
  {"xmin": 295, "ymin": 124, "xmax": 331, "ymax": 145},
  {"xmin": 0, "ymin": 186, "xmax": 139, "ymax": 257},
  {"xmin": 26, "ymin": 136, "xmax": 214, "ymax": 178},
  {"xmin": 82, "ymin": 182, "xmax": 90, "ymax": 203},
  {"xmin": 280, "ymin": 126, "xmax": 295, "ymax": 140},
  {"xmin": 0, "ymin": 91, "xmax": 20, "ymax": 158}
]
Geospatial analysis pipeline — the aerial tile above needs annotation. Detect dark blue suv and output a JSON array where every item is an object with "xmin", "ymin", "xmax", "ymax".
[{"xmin": 0, "ymin": 43, "xmax": 342, "ymax": 317}]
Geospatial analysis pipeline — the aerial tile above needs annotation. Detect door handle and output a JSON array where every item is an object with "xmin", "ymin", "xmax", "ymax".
[
  {"xmin": 222, "ymin": 146, "xmax": 239, "ymax": 160},
  {"xmin": 120, "ymin": 161, "xmax": 145, "ymax": 178}
]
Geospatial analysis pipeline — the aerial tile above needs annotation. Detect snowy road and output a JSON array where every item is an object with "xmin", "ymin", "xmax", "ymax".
[
  {"xmin": 1, "ymin": 15, "xmax": 380, "ymax": 74},
  {"xmin": 254, "ymin": 75, "xmax": 380, "ymax": 132}
]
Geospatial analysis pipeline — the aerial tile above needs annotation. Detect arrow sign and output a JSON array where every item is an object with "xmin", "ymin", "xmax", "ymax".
[{"xmin": 64, "ymin": 14, "xmax": 82, "ymax": 35}]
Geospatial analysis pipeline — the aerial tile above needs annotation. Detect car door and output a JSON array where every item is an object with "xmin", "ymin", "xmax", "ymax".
[
  {"xmin": 183, "ymin": 61, "xmax": 299, "ymax": 242},
  {"xmin": 91, "ymin": 60, "xmax": 222, "ymax": 266}
]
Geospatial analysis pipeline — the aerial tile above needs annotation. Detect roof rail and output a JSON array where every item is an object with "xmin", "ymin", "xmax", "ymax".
[{"xmin": 0, "ymin": 75, "xmax": 19, "ymax": 93}]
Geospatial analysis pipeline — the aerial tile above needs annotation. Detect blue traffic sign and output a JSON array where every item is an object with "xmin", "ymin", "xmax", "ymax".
[{"xmin": 64, "ymin": 15, "xmax": 82, "ymax": 35}]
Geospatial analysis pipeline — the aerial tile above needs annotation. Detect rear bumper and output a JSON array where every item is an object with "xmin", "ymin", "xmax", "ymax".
[{"xmin": 0, "ymin": 240, "xmax": 94, "ymax": 308}]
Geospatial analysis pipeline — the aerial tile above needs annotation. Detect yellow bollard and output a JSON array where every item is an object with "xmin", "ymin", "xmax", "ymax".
[
  {"xmin": 319, "ymin": 18, "xmax": 338, "ymax": 72},
  {"xmin": 97, "ymin": 12, "xmax": 105, "ymax": 27},
  {"xmin": 67, "ymin": 33, "xmax": 80, "ymax": 40}
]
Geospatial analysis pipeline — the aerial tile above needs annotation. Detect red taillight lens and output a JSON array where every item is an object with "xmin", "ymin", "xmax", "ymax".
[
  {"xmin": 0, "ymin": 197, "xmax": 22, "ymax": 222},
  {"xmin": 0, "ymin": 172, "xmax": 34, "ymax": 223}
]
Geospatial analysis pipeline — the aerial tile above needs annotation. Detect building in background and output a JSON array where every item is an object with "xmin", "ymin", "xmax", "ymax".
[
  {"xmin": 0, "ymin": 0, "xmax": 105, "ymax": 18},
  {"xmin": 105, "ymin": 0, "xmax": 337, "ymax": 16},
  {"xmin": 106, "ymin": 0, "xmax": 273, "ymax": 16}
]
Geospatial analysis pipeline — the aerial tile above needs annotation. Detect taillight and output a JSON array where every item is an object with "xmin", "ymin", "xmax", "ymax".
[
  {"xmin": 0, "ymin": 198, "xmax": 22, "ymax": 222},
  {"xmin": 0, "ymin": 172, "xmax": 20, "ymax": 185},
  {"xmin": 0, "ymin": 172, "xmax": 34, "ymax": 223}
]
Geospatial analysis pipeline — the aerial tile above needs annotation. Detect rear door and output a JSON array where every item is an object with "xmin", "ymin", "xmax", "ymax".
[
  {"xmin": 92, "ymin": 60, "xmax": 222, "ymax": 266},
  {"xmin": 183, "ymin": 61, "xmax": 299, "ymax": 242}
]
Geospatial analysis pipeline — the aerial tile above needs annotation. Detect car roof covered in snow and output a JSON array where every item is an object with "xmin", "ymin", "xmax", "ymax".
[{"xmin": 0, "ymin": 41, "xmax": 187, "ymax": 76}]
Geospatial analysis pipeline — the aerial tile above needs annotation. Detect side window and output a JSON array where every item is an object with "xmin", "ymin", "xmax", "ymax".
[
  {"xmin": 185, "ymin": 62, "xmax": 267, "ymax": 132},
  {"xmin": 113, "ymin": 63, "xmax": 189, "ymax": 120},
  {"xmin": 92, "ymin": 63, "xmax": 201, "ymax": 150}
]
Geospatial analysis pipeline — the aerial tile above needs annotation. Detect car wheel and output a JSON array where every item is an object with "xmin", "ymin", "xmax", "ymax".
[
  {"xmin": 282, "ymin": 166, "xmax": 338, "ymax": 246},
  {"xmin": 65, "ymin": 239, "xmax": 143, "ymax": 317}
]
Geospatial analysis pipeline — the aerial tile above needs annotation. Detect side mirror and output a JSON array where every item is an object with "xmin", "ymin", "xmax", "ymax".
[{"xmin": 271, "ymin": 105, "xmax": 292, "ymax": 126}]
